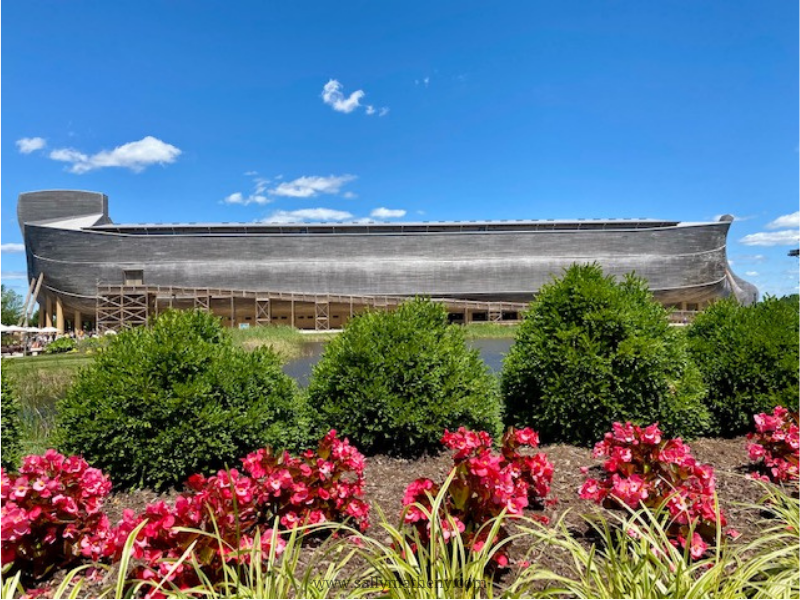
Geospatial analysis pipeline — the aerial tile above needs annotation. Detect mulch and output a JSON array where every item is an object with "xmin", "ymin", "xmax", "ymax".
[{"xmin": 23, "ymin": 437, "xmax": 788, "ymax": 597}]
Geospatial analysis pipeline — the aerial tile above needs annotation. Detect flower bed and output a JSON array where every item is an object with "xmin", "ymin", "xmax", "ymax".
[
  {"xmin": 402, "ymin": 427, "xmax": 554, "ymax": 566},
  {"xmin": 579, "ymin": 422, "xmax": 727, "ymax": 558}
]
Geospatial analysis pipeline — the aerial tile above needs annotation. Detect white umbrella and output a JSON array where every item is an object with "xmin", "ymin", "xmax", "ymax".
[
  {"xmin": 0, "ymin": 325, "xmax": 26, "ymax": 333},
  {"xmin": 103, "ymin": 329, "xmax": 117, "ymax": 335},
  {"xmin": 39, "ymin": 326, "xmax": 59, "ymax": 333}
]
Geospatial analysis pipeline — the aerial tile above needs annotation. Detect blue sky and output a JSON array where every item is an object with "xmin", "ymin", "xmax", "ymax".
[{"xmin": 2, "ymin": 1, "xmax": 798, "ymax": 297}]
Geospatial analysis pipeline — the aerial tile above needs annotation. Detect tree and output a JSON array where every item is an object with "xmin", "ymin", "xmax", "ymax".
[{"xmin": 1, "ymin": 285, "xmax": 24, "ymax": 325}]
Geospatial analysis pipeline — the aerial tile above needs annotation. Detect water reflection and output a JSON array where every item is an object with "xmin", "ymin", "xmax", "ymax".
[{"xmin": 282, "ymin": 338, "xmax": 513, "ymax": 387}]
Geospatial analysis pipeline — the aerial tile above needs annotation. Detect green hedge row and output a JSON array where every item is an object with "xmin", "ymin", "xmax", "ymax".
[{"xmin": 52, "ymin": 268, "xmax": 798, "ymax": 489}]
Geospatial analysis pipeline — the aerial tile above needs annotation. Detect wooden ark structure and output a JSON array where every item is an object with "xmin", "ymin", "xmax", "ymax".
[{"xmin": 17, "ymin": 190, "xmax": 758, "ymax": 333}]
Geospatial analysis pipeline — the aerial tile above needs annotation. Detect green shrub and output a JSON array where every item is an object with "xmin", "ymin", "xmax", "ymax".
[
  {"xmin": 686, "ymin": 296, "xmax": 799, "ymax": 437},
  {"xmin": 307, "ymin": 298, "xmax": 502, "ymax": 457},
  {"xmin": 45, "ymin": 336, "xmax": 77, "ymax": 354},
  {"xmin": 1, "ymin": 371, "xmax": 24, "ymax": 471},
  {"xmin": 501, "ymin": 264, "xmax": 709, "ymax": 446},
  {"xmin": 75, "ymin": 336, "xmax": 108, "ymax": 353},
  {"xmin": 54, "ymin": 310, "xmax": 308, "ymax": 491}
]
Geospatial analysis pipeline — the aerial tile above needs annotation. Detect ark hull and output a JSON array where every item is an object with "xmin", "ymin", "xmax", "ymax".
[{"xmin": 18, "ymin": 190, "xmax": 758, "ymax": 331}]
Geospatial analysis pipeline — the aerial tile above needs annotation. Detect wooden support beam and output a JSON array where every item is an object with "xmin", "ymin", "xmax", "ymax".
[
  {"xmin": 315, "ymin": 300, "xmax": 330, "ymax": 331},
  {"xmin": 56, "ymin": 296, "xmax": 64, "ymax": 335},
  {"xmin": 18, "ymin": 278, "xmax": 36, "ymax": 326},
  {"xmin": 28, "ymin": 274, "xmax": 44, "ymax": 326},
  {"xmin": 255, "ymin": 298, "xmax": 271, "ymax": 326}
]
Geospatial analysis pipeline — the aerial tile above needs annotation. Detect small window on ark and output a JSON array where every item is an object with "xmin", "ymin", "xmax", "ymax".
[{"xmin": 123, "ymin": 270, "xmax": 144, "ymax": 285}]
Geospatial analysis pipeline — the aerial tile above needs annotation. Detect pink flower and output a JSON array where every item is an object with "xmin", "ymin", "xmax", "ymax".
[
  {"xmin": 513, "ymin": 428, "xmax": 540, "ymax": 447},
  {"xmin": 640, "ymin": 423, "xmax": 662, "ymax": 445},
  {"xmin": 403, "ymin": 478, "xmax": 436, "ymax": 505},
  {"xmin": 579, "ymin": 479, "xmax": 603, "ymax": 502},
  {"xmin": 678, "ymin": 532, "xmax": 707, "ymax": 560},
  {"xmin": 611, "ymin": 422, "xmax": 636, "ymax": 444}
]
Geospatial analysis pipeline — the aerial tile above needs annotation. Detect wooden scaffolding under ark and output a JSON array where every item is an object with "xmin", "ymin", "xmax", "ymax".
[{"xmin": 94, "ymin": 284, "xmax": 529, "ymax": 333}]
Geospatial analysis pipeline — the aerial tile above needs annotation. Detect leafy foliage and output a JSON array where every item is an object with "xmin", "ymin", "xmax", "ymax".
[
  {"xmin": 1, "ymin": 372, "xmax": 24, "ymax": 471},
  {"xmin": 502, "ymin": 264, "xmax": 709, "ymax": 446},
  {"xmin": 747, "ymin": 406, "xmax": 799, "ymax": 483},
  {"xmin": 54, "ymin": 310, "xmax": 308, "ymax": 491},
  {"xmin": 308, "ymin": 298, "xmax": 503, "ymax": 456},
  {"xmin": 403, "ymin": 427, "xmax": 553, "ymax": 568},
  {"xmin": 687, "ymin": 296, "xmax": 800, "ymax": 436},
  {"xmin": 44, "ymin": 337, "xmax": 76, "ymax": 354},
  {"xmin": 580, "ymin": 422, "xmax": 727, "ymax": 559}
]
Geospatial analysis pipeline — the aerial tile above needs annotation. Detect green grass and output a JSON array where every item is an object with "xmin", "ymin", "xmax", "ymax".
[
  {"xmin": 229, "ymin": 325, "xmax": 337, "ymax": 361},
  {"xmin": 462, "ymin": 322, "xmax": 519, "ymax": 339},
  {"xmin": 3, "ymin": 356, "xmax": 86, "ymax": 455}
]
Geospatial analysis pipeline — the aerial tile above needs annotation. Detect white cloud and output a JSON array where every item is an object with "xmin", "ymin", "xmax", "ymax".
[
  {"xmin": 49, "ymin": 136, "xmax": 181, "ymax": 173},
  {"xmin": 223, "ymin": 192, "xmax": 271, "ymax": 206},
  {"xmin": 261, "ymin": 208, "xmax": 354, "ymax": 223},
  {"xmin": 16, "ymin": 137, "xmax": 47, "ymax": 154},
  {"xmin": 50, "ymin": 148, "xmax": 89, "ymax": 163},
  {"xmin": 254, "ymin": 177, "xmax": 270, "ymax": 194},
  {"xmin": 1, "ymin": 243, "xmax": 25, "ymax": 253},
  {"xmin": 745, "ymin": 271, "xmax": 759, "ymax": 277},
  {"xmin": 321, "ymin": 79, "xmax": 388, "ymax": 116},
  {"xmin": 322, "ymin": 80, "xmax": 365, "ymax": 114},
  {"xmin": 370, "ymin": 207, "xmax": 406, "ymax": 219},
  {"xmin": 223, "ymin": 173, "xmax": 274, "ymax": 205},
  {"xmin": 739, "ymin": 230, "xmax": 800, "ymax": 246},
  {"xmin": 270, "ymin": 174, "xmax": 356, "ymax": 198},
  {"xmin": 342, "ymin": 191, "xmax": 357, "ymax": 199},
  {"xmin": 767, "ymin": 211, "xmax": 800, "ymax": 229},
  {"xmin": 1, "ymin": 271, "xmax": 27, "ymax": 280}
]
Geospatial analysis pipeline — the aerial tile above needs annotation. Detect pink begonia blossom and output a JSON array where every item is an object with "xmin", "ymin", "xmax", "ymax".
[
  {"xmin": 402, "ymin": 427, "xmax": 553, "ymax": 568},
  {"xmin": 2, "ymin": 452, "xmax": 113, "ymax": 577},
  {"xmin": 747, "ymin": 407, "xmax": 799, "ymax": 483},
  {"xmin": 579, "ymin": 422, "xmax": 726, "ymax": 560},
  {"xmin": 108, "ymin": 430, "xmax": 369, "ymax": 596}
]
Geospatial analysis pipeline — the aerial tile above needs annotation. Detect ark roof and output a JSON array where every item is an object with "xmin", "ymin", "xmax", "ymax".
[{"xmin": 87, "ymin": 218, "xmax": 697, "ymax": 235}]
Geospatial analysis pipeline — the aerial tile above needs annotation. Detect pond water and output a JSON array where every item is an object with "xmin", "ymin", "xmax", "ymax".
[{"xmin": 282, "ymin": 337, "xmax": 514, "ymax": 387}]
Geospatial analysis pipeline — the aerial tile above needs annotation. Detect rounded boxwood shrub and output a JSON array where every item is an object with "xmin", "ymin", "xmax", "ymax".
[
  {"xmin": 501, "ymin": 264, "xmax": 709, "ymax": 446},
  {"xmin": 307, "ymin": 298, "xmax": 502, "ymax": 456},
  {"xmin": 55, "ymin": 310, "xmax": 308, "ymax": 491},
  {"xmin": 1, "ymin": 371, "xmax": 24, "ymax": 471},
  {"xmin": 686, "ymin": 296, "xmax": 799, "ymax": 437}
]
